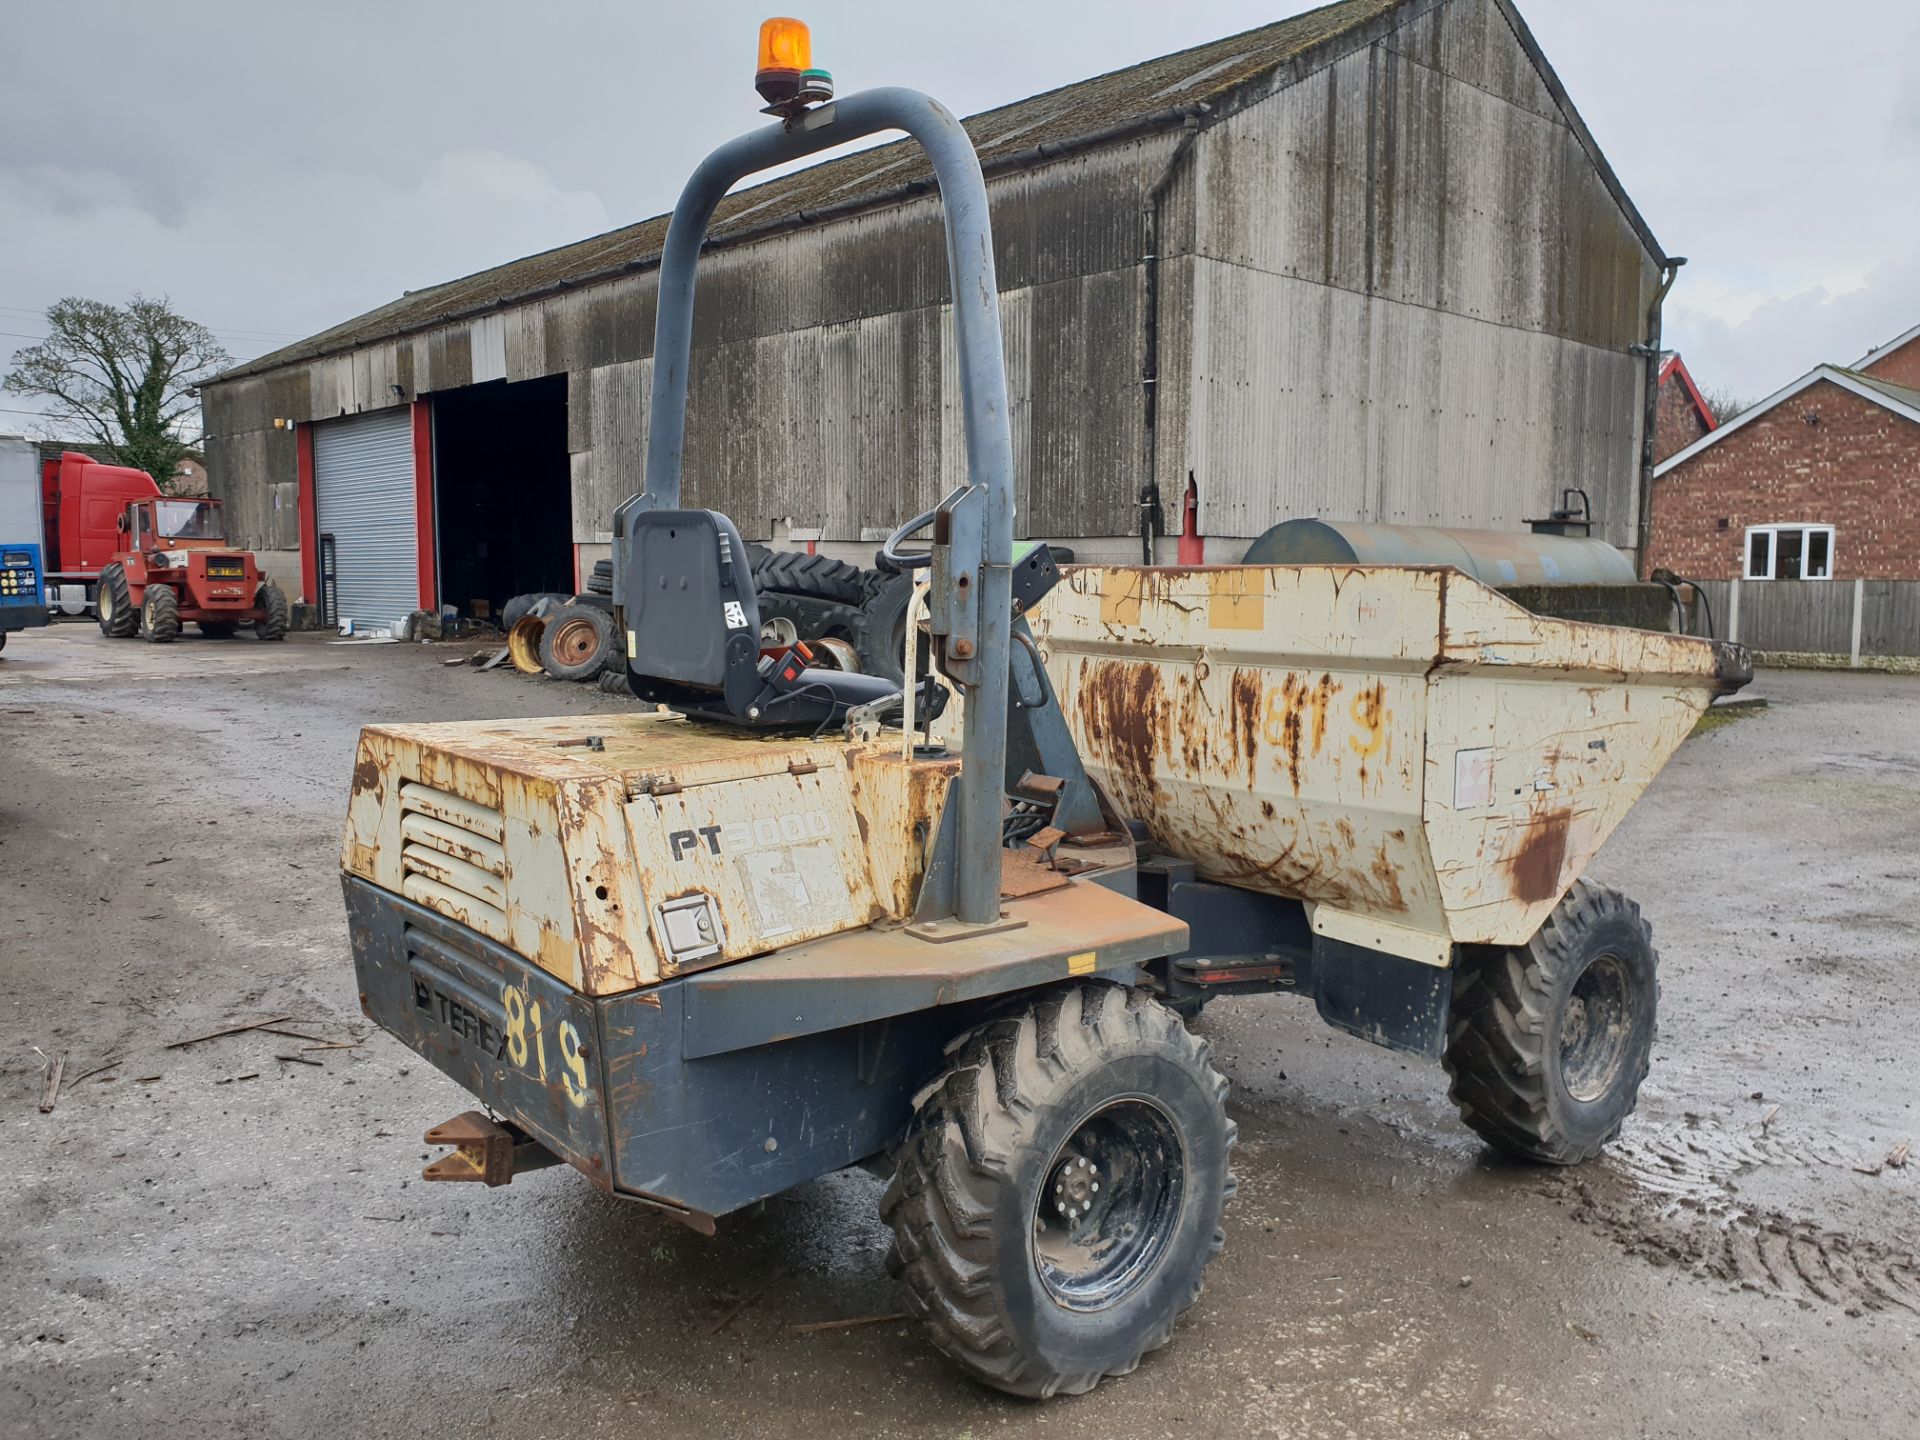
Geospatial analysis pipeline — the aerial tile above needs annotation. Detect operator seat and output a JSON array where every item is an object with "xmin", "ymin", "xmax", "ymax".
[{"xmin": 619, "ymin": 508, "xmax": 900, "ymax": 728}]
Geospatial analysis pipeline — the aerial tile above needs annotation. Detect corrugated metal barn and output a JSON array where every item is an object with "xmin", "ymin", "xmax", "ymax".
[{"xmin": 199, "ymin": 0, "xmax": 1671, "ymax": 624}]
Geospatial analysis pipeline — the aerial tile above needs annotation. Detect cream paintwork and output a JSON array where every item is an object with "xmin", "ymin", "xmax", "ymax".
[
  {"xmin": 1031, "ymin": 565, "xmax": 1729, "ymax": 963},
  {"xmin": 342, "ymin": 711, "xmax": 956, "ymax": 996}
]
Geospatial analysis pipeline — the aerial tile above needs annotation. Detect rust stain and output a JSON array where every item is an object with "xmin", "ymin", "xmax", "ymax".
[
  {"xmin": 1309, "ymin": 673, "xmax": 1338, "ymax": 756},
  {"xmin": 1368, "ymin": 840, "xmax": 1407, "ymax": 913},
  {"xmin": 1508, "ymin": 809, "xmax": 1572, "ymax": 904},
  {"xmin": 1229, "ymin": 667, "xmax": 1263, "ymax": 781},
  {"xmin": 1074, "ymin": 658, "xmax": 1166, "ymax": 812},
  {"xmin": 350, "ymin": 752, "xmax": 383, "ymax": 798}
]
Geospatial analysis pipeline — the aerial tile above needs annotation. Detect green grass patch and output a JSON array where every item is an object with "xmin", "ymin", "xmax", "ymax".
[{"xmin": 1691, "ymin": 704, "xmax": 1763, "ymax": 738}]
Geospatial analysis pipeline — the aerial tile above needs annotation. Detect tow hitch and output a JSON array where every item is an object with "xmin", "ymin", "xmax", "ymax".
[{"xmin": 422, "ymin": 1111, "xmax": 562, "ymax": 1187}]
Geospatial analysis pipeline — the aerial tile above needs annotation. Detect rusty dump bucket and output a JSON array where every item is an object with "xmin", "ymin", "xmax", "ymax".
[{"xmin": 1032, "ymin": 565, "xmax": 1749, "ymax": 967}]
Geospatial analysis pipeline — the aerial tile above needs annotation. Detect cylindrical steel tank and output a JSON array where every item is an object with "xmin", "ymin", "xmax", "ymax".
[{"xmin": 1241, "ymin": 519, "xmax": 1635, "ymax": 587}]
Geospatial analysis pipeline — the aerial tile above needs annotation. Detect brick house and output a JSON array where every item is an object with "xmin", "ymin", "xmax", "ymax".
[
  {"xmin": 1653, "ymin": 353, "xmax": 1716, "ymax": 464},
  {"xmin": 1646, "ymin": 337, "xmax": 1920, "ymax": 583},
  {"xmin": 1853, "ymin": 321, "xmax": 1920, "ymax": 391}
]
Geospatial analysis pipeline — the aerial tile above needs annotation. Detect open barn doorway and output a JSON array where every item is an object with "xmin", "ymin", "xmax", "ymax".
[{"xmin": 432, "ymin": 374, "xmax": 573, "ymax": 620}]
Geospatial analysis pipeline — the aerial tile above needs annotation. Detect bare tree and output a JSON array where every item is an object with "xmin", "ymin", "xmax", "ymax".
[
  {"xmin": 3, "ymin": 295, "xmax": 231, "ymax": 495},
  {"xmin": 1700, "ymin": 385, "xmax": 1750, "ymax": 427}
]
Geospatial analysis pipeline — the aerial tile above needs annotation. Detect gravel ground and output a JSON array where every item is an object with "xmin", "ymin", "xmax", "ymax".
[{"xmin": 2, "ymin": 624, "xmax": 1915, "ymax": 1439}]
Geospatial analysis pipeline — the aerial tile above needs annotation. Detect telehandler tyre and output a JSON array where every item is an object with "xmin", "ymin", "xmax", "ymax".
[
  {"xmin": 141, "ymin": 584, "xmax": 179, "ymax": 643},
  {"xmin": 1443, "ymin": 879, "xmax": 1658, "ymax": 1165},
  {"xmin": 96, "ymin": 563, "xmax": 137, "ymax": 638},
  {"xmin": 882, "ymin": 983, "xmax": 1236, "ymax": 1398},
  {"xmin": 255, "ymin": 582, "xmax": 290, "ymax": 641}
]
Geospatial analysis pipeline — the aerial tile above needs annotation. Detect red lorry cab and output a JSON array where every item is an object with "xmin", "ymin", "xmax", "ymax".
[{"xmin": 40, "ymin": 451, "xmax": 161, "ymax": 580}]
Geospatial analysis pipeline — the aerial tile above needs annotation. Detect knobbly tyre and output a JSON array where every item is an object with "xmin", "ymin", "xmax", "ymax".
[{"xmin": 340, "ymin": 19, "xmax": 1748, "ymax": 1399}]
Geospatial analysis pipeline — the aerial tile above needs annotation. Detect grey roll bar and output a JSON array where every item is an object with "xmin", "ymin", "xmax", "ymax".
[{"xmin": 637, "ymin": 88, "xmax": 1014, "ymax": 928}]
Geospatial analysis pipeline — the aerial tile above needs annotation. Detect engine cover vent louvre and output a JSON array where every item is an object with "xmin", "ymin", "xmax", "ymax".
[{"xmin": 399, "ymin": 781, "xmax": 509, "ymax": 940}]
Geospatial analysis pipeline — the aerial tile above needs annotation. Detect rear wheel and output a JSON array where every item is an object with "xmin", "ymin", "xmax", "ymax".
[
  {"xmin": 199, "ymin": 622, "xmax": 238, "ymax": 638},
  {"xmin": 97, "ymin": 563, "xmax": 137, "ymax": 638},
  {"xmin": 141, "ymin": 584, "xmax": 179, "ymax": 643},
  {"xmin": 882, "ymin": 984, "xmax": 1235, "ymax": 1398},
  {"xmin": 254, "ymin": 582, "xmax": 289, "ymax": 641},
  {"xmin": 537, "ymin": 602, "xmax": 614, "ymax": 681},
  {"xmin": 1443, "ymin": 879, "xmax": 1658, "ymax": 1165}
]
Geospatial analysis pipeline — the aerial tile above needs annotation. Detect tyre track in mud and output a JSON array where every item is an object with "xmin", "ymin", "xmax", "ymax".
[{"xmin": 1552, "ymin": 1115, "xmax": 1920, "ymax": 1317}]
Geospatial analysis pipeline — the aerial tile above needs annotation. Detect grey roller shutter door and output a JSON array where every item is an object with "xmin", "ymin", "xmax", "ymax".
[{"xmin": 313, "ymin": 408, "xmax": 417, "ymax": 629}]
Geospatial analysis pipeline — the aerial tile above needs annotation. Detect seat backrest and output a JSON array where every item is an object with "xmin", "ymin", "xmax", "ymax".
[{"xmin": 621, "ymin": 508, "xmax": 760, "ymax": 689}]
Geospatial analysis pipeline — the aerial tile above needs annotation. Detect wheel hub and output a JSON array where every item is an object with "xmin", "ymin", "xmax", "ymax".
[
  {"xmin": 1032, "ymin": 1097, "xmax": 1186, "ymax": 1312},
  {"xmin": 551, "ymin": 617, "xmax": 597, "ymax": 665},
  {"xmin": 1050, "ymin": 1154, "xmax": 1100, "ymax": 1219},
  {"xmin": 1559, "ymin": 952, "xmax": 1634, "ymax": 1103}
]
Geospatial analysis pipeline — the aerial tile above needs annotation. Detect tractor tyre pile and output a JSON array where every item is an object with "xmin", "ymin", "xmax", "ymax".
[{"xmin": 499, "ymin": 545, "xmax": 920, "ymax": 691}]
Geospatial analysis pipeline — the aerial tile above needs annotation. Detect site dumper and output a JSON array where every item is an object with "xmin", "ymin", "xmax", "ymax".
[{"xmin": 341, "ymin": 22, "xmax": 1748, "ymax": 1399}]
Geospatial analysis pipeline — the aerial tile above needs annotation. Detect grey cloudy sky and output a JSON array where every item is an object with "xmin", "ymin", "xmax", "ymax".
[{"xmin": 3, "ymin": 0, "xmax": 1916, "ymax": 431}]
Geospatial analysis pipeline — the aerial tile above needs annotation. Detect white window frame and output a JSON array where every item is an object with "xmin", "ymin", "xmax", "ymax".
[{"xmin": 1744, "ymin": 523, "xmax": 1835, "ymax": 581}]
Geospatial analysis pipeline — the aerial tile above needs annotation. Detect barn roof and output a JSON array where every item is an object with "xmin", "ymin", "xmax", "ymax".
[{"xmin": 213, "ymin": 0, "xmax": 1659, "ymax": 386}]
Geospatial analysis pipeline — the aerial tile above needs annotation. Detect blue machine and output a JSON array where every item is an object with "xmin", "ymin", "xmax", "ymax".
[{"xmin": 0, "ymin": 435, "xmax": 50, "ymax": 652}]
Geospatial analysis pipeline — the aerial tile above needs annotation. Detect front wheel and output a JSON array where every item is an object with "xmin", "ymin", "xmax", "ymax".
[
  {"xmin": 141, "ymin": 584, "xmax": 179, "ymax": 643},
  {"xmin": 1443, "ymin": 879, "xmax": 1658, "ymax": 1165},
  {"xmin": 97, "ymin": 563, "xmax": 137, "ymax": 638},
  {"xmin": 882, "ymin": 984, "xmax": 1236, "ymax": 1398}
]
